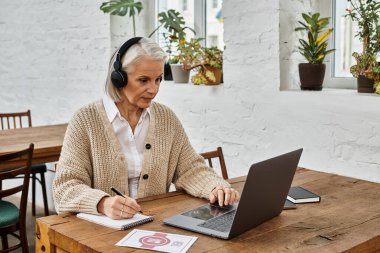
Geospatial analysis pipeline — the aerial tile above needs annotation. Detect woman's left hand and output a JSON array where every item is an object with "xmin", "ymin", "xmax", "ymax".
[{"xmin": 209, "ymin": 186, "xmax": 240, "ymax": 206}]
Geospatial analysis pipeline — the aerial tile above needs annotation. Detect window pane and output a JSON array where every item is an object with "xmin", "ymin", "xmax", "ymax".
[
  {"xmin": 157, "ymin": 1, "xmax": 195, "ymax": 40},
  {"xmin": 334, "ymin": 0, "xmax": 364, "ymax": 77},
  {"xmin": 156, "ymin": 0, "xmax": 224, "ymax": 54},
  {"xmin": 182, "ymin": 0, "xmax": 188, "ymax": 11},
  {"xmin": 206, "ymin": 0, "xmax": 224, "ymax": 49},
  {"xmin": 157, "ymin": 0, "xmax": 195, "ymax": 58}
]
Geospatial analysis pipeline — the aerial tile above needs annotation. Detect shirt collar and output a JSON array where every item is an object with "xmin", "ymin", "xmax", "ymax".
[{"xmin": 102, "ymin": 94, "xmax": 150, "ymax": 123}]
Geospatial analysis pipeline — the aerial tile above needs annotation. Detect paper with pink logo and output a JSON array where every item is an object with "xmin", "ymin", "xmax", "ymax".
[{"xmin": 116, "ymin": 229, "xmax": 197, "ymax": 253}]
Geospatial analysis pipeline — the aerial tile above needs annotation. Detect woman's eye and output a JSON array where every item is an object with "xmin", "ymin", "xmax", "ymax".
[{"xmin": 140, "ymin": 79, "xmax": 148, "ymax": 84}]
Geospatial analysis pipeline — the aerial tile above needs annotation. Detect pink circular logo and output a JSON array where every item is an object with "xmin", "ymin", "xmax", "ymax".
[{"xmin": 139, "ymin": 233, "xmax": 171, "ymax": 249}]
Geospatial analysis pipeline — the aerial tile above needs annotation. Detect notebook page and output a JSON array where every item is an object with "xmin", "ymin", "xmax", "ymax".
[{"xmin": 77, "ymin": 212, "xmax": 153, "ymax": 230}]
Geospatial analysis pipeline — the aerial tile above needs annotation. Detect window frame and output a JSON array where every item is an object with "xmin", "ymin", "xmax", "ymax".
[
  {"xmin": 324, "ymin": 0, "xmax": 356, "ymax": 89},
  {"xmin": 155, "ymin": 0, "xmax": 208, "ymax": 46},
  {"xmin": 193, "ymin": 0, "xmax": 207, "ymax": 46}
]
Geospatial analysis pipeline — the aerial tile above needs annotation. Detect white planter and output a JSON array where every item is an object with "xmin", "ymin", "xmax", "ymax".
[{"xmin": 170, "ymin": 64, "xmax": 190, "ymax": 83}]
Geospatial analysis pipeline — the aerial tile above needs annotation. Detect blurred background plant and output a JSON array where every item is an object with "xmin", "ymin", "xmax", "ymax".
[
  {"xmin": 179, "ymin": 38, "xmax": 223, "ymax": 85},
  {"xmin": 149, "ymin": 9, "xmax": 196, "ymax": 63},
  {"xmin": 295, "ymin": 12, "xmax": 335, "ymax": 64},
  {"xmin": 346, "ymin": 0, "xmax": 380, "ymax": 56},
  {"xmin": 346, "ymin": 0, "xmax": 380, "ymax": 93},
  {"xmin": 100, "ymin": 0, "xmax": 143, "ymax": 37}
]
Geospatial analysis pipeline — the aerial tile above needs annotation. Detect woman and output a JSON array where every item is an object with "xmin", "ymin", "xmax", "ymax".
[{"xmin": 53, "ymin": 37, "xmax": 239, "ymax": 219}]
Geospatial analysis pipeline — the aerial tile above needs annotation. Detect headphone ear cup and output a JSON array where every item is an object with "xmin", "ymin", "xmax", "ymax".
[{"xmin": 111, "ymin": 70, "xmax": 128, "ymax": 88}]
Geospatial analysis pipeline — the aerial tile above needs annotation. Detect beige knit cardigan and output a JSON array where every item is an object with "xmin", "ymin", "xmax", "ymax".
[{"xmin": 53, "ymin": 100, "xmax": 230, "ymax": 215}]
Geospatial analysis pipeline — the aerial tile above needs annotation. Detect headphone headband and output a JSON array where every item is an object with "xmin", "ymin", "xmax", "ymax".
[
  {"xmin": 111, "ymin": 37, "xmax": 142, "ymax": 88},
  {"xmin": 117, "ymin": 37, "xmax": 142, "ymax": 60}
]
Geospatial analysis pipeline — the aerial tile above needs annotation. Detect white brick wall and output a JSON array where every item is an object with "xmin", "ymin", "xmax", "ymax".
[
  {"xmin": 156, "ymin": 0, "xmax": 380, "ymax": 183},
  {"xmin": 0, "ymin": 0, "xmax": 110, "ymax": 211},
  {"xmin": 0, "ymin": 0, "xmax": 110, "ymax": 125},
  {"xmin": 0, "ymin": 0, "xmax": 379, "ymax": 211}
]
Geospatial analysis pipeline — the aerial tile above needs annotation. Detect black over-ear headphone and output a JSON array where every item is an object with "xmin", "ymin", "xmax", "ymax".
[{"xmin": 111, "ymin": 37, "xmax": 142, "ymax": 89}]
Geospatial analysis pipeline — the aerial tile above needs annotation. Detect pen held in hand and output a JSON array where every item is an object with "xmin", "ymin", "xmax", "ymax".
[
  {"xmin": 111, "ymin": 186, "xmax": 125, "ymax": 197},
  {"xmin": 110, "ymin": 187, "xmax": 143, "ymax": 214}
]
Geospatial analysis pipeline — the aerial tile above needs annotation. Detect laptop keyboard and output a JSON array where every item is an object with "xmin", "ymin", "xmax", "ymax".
[{"xmin": 198, "ymin": 210, "xmax": 236, "ymax": 232}]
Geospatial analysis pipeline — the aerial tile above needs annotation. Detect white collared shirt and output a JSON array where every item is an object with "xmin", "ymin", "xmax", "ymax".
[{"xmin": 102, "ymin": 95, "xmax": 150, "ymax": 199}]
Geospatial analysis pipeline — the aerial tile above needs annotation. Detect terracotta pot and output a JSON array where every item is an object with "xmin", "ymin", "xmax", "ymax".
[
  {"xmin": 357, "ymin": 75, "xmax": 374, "ymax": 93},
  {"xmin": 204, "ymin": 66, "xmax": 222, "ymax": 85},
  {"xmin": 299, "ymin": 63, "xmax": 326, "ymax": 91}
]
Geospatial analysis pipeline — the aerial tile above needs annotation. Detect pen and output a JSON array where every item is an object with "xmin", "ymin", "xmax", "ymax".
[
  {"xmin": 111, "ymin": 186, "xmax": 125, "ymax": 197},
  {"xmin": 111, "ymin": 187, "xmax": 143, "ymax": 214}
]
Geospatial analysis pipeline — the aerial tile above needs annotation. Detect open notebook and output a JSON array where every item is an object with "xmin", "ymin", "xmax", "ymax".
[{"xmin": 77, "ymin": 212, "xmax": 154, "ymax": 230}]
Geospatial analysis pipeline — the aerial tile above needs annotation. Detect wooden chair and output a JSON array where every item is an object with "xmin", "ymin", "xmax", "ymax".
[
  {"xmin": 0, "ymin": 143, "xmax": 34, "ymax": 253},
  {"xmin": 200, "ymin": 147, "xmax": 229, "ymax": 179},
  {"xmin": 0, "ymin": 111, "xmax": 49, "ymax": 216}
]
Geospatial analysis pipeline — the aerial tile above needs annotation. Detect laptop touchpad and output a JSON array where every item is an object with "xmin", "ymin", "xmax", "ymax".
[{"xmin": 182, "ymin": 204, "xmax": 237, "ymax": 221}]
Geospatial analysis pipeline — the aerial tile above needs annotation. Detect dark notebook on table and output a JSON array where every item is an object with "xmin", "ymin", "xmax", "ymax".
[
  {"xmin": 163, "ymin": 149, "xmax": 303, "ymax": 240},
  {"xmin": 287, "ymin": 186, "xmax": 320, "ymax": 203}
]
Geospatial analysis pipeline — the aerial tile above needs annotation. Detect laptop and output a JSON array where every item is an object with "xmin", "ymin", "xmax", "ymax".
[{"xmin": 163, "ymin": 148, "xmax": 303, "ymax": 239}]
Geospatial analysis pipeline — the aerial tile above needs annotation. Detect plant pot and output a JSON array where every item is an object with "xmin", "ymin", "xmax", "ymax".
[
  {"xmin": 357, "ymin": 75, "xmax": 374, "ymax": 93},
  {"xmin": 204, "ymin": 66, "xmax": 222, "ymax": 85},
  {"xmin": 164, "ymin": 62, "xmax": 173, "ymax": 81},
  {"xmin": 299, "ymin": 63, "xmax": 326, "ymax": 91},
  {"xmin": 170, "ymin": 64, "xmax": 190, "ymax": 83}
]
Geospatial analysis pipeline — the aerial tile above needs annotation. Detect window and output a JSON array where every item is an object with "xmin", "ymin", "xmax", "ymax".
[
  {"xmin": 206, "ymin": 0, "xmax": 224, "ymax": 49},
  {"xmin": 156, "ymin": 0, "xmax": 224, "ymax": 50},
  {"xmin": 333, "ymin": 0, "xmax": 361, "ymax": 78},
  {"xmin": 182, "ymin": 0, "xmax": 188, "ymax": 11},
  {"xmin": 212, "ymin": 0, "xmax": 219, "ymax": 9},
  {"xmin": 208, "ymin": 35, "xmax": 218, "ymax": 47},
  {"xmin": 321, "ymin": 0, "xmax": 356, "ymax": 89}
]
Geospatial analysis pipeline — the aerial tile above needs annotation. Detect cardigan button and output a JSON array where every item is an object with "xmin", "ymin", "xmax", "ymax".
[
  {"xmin": 145, "ymin": 143, "xmax": 151, "ymax": 149},
  {"xmin": 142, "ymin": 174, "xmax": 149, "ymax": 180}
]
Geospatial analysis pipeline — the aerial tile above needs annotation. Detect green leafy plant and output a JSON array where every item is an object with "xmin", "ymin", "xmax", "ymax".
[
  {"xmin": 346, "ymin": 0, "xmax": 380, "ymax": 94},
  {"xmin": 373, "ymin": 66, "xmax": 380, "ymax": 94},
  {"xmin": 346, "ymin": 0, "xmax": 380, "ymax": 56},
  {"xmin": 350, "ymin": 52, "xmax": 376, "ymax": 78},
  {"xmin": 368, "ymin": 64, "xmax": 380, "ymax": 94},
  {"xmin": 100, "ymin": 0, "xmax": 143, "ymax": 37},
  {"xmin": 295, "ymin": 12, "xmax": 335, "ymax": 64},
  {"xmin": 178, "ymin": 38, "xmax": 223, "ymax": 85},
  {"xmin": 148, "ymin": 9, "xmax": 196, "ymax": 63}
]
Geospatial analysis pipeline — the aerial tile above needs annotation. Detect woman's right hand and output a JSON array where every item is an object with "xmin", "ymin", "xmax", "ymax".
[{"xmin": 97, "ymin": 196, "xmax": 141, "ymax": 219}]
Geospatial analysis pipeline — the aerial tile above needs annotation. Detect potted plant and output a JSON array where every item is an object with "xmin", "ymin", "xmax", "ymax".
[
  {"xmin": 295, "ymin": 13, "xmax": 335, "ymax": 90},
  {"xmin": 346, "ymin": 0, "xmax": 380, "ymax": 93},
  {"xmin": 178, "ymin": 38, "xmax": 223, "ymax": 85},
  {"xmin": 100, "ymin": 0, "xmax": 143, "ymax": 37},
  {"xmin": 149, "ymin": 9, "xmax": 196, "ymax": 83},
  {"xmin": 368, "ymin": 63, "xmax": 380, "ymax": 94},
  {"xmin": 350, "ymin": 52, "xmax": 377, "ymax": 92}
]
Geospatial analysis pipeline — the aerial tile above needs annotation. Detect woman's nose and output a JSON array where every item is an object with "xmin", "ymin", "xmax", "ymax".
[{"xmin": 147, "ymin": 81, "xmax": 159, "ymax": 93}]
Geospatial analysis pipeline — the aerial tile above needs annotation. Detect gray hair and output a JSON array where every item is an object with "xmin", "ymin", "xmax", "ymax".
[{"xmin": 105, "ymin": 37, "xmax": 167, "ymax": 102}]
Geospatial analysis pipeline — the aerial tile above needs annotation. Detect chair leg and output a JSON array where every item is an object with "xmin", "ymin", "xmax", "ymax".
[
  {"xmin": 32, "ymin": 172, "xmax": 36, "ymax": 216},
  {"xmin": 19, "ymin": 221, "xmax": 29, "ymax": 253},
  {"xmin": 40, "ymin": 172, "xmax": 49, "ymax": 216},
  {"xmin": 1, "ymin": 234, "xmax": 8, "ymax": 251}
]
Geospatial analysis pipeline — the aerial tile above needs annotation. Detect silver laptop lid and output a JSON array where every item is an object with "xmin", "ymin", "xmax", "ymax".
[{"xmin": 228, "ymin": 148, "xmax": 303, "ymax": 238}]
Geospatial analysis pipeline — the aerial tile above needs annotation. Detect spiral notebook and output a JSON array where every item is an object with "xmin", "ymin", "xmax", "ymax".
[{"xmin": 77, "ymin": 212, "xmax": 154, "ymax": 230}]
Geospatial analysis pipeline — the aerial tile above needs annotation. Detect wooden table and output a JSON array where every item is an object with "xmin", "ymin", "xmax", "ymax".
[
  {"xmin": 0, "ymin": 124, "xmax": 67, "ymax": 169},
  {"xmin": 35, "ymin": 168, "xmax": 380, "ymax": 253}
]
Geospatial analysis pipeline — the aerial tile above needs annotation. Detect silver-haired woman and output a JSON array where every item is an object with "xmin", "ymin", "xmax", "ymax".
[{"xmin": 53, "ymin": 37, "xmax": 240, "ymax": 219}]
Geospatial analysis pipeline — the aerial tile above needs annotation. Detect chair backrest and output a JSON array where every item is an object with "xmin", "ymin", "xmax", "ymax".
[
  {"xmin": 0, "ymin": 110, "xmax": 32, "ymax": 130},
  {"xmin": 200, "ymin": 147, "xmax": 229, "ymax": 179},
  {"xmin": 0, "ymin": 144, "xmax": 34, "ymax": 219}
]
